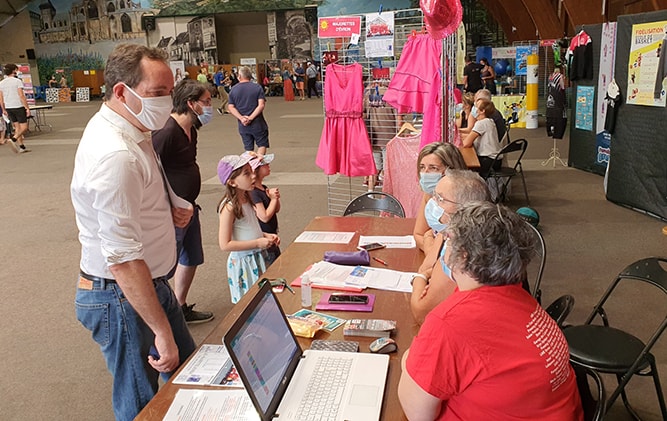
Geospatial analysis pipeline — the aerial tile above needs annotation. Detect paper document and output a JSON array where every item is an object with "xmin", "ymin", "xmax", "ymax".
[
  {"xmin": 172, "ymin": 345, "xmax": 242, "ymax": 387},
  {"xmin": 294, "ymin": 231, "xmax": 355, "ymax": 244},
  {"xmin": 163, "ymin": 389, "xmax": 259, "ymax": 421},
  {"xmin": 359, "ymin": 235, "xmax": 416, "ymax": 249},
  {"xmin": 300, "ymin": 261, "xmax": 415, "ymax": 293}
]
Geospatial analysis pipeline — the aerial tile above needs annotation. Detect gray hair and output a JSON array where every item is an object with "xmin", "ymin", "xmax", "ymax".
[
  {"xmin": 238, "ymin": 66, "xmax": 252, "ymax": 80},
  {"xmin": 446, "ymin": 202, "xmax": 536, "ymax": 286},
  {"xmin": 474, "ymin": 88, "xmax": 492, "ymax": 101},
  {"xmin": 445, "ymin": 169, "xmax": 491, "ymax": 204}
]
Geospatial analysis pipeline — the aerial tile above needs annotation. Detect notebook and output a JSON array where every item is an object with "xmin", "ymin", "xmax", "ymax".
[{"xmin": 223, "ymin": 282, "xmax": 389, "ymax": 421}]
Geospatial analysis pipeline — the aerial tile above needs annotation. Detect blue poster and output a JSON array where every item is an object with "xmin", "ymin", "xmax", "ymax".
[
  {"xmin": 575, "ymin": 86, "xmax": 595, "ymax": 131},
  {"xmin": 515, "ymin": 46, "xmax": 535, "ymax": 76},
  {"xmin": 595, "ymin": 131, "xmax": 611, "ymax": 167}
]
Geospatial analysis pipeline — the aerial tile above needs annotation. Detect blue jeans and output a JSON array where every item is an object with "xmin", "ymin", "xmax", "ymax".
[
  {"xmin": 175, "ymin": 206, "xmax": 204, "ymax": 267},
  {"xmin": 75, "ymin": 277, "xmax": 196, "ymax": 421}
]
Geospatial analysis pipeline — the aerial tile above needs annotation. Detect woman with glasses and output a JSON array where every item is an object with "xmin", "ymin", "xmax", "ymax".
[
  {"xmin": 413, "ymin": 143, "xmax": 467, "ymax": 254},
  {"xmin": 410, "ymin": 170, "xmax": 489, "ymax": 324},
  {"xmin": 400, "ymin": 202, "xmax": 583, "ymax": 421},
  {"xmin": 151, "ymin": 79, "xmax": 216, "ymax": 324}
]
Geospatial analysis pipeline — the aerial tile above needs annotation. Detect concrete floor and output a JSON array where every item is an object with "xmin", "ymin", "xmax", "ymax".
[{"xmin": 0, "ymin": 96, "xmax": 665, "ymax": 420}]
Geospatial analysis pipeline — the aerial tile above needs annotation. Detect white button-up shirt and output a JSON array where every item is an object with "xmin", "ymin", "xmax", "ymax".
[{"xmin": 71, "ymin": 104, "xmax": 176, "ymax": 279}]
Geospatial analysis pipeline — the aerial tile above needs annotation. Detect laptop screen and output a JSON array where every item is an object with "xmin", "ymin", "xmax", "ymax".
[{"xmin": 224, "ymin": 283, "xmax": 302, "ymax": 419}]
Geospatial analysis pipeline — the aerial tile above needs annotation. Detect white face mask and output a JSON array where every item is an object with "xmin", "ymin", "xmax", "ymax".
[{"xmin": 121, "ymin": 83, "xmax": 172, "ymax": 131}]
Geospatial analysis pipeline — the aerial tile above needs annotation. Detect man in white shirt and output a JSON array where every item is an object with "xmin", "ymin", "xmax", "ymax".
[
  {"xmin": 70, "ymin": 43, "xmax": 195, "ymax": 421},
  {"xmin": 306, "ymin": 61, "xmax": 319, "ymax": 99},
  {"xmin": 0, "ymin": 64, "xmax": 31, "ymax": 153}
]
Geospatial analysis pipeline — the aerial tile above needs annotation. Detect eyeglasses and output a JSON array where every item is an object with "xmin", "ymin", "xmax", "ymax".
[
  {"xmin": 197, "ymin": 98, "xmax": 212, "ymax": 106},
  {"xmin": 432, "ymin": 191, "xmax": 459, "ymax": 206}
]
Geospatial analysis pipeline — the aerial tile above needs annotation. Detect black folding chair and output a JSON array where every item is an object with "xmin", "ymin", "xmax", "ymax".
[
  {"xmin": 573, "ymin": 364, "xmax": 606, "ymax": 421},
  {"xmin": 525, "ymin": 222, "xmax": 546, "ymax": 304},
  {"xmin": 343, "ymin": 192, "xmax": 405, "ymax": 218},
  {"xmin": 545, "ymin": 294, "xmax": 575, "ymax": 328},
  {"xmin": 485, "ymin": 138, "xmax": 529, "ymax": 205},
  {"xmin": 564, "ymin": 257, "xmax": 667, "ymax": 420}
]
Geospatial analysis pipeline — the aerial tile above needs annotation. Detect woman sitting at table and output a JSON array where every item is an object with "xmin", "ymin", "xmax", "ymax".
[
  {"xmin": 462, "ymin": 98, "xmax": 502, "ymax": 177},
  {"xmin": 399, "ymin": 202, "xmax": 583, "ymax": 421},
  {"xmin": 455, "ymin": 92, "xmax": 476, "ymax": 136},
  {"xmin": 413, "ymin": 143, "xmax": 467, "ymax": 254}
]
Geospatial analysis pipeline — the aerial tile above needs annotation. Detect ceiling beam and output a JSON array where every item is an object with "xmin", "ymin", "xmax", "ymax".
[
  {"xmin": 520, "ymin": 0, "xmax": 563, "ymax": 39},
  {"xmin": 479, "ymin": 0, "xmax": 536, "ymax": 42}
]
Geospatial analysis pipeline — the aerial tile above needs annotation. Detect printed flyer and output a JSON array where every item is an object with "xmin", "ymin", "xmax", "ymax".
[{"xmin": 627, "ymin": 21, "xmax": 667, "ymax": 107}]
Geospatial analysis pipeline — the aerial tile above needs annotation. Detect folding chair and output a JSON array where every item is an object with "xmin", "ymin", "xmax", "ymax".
[
  {"xmin": 486, "ymin": 138, "xmax": 529, "ymax": 205},
  {"xmin": 573, "ymin": 364, "xmax": 606, "ymax": 421},
  {"xmin": 564, "ymin": 257, "xmax": 667, "ymax": 420},
  {"xmin": 343, "ymin": 192, "xmax": 405, "ymax": 218},
  {"xmin": 545, "ymin": 294, "xmax": 575, "ymax": 327},
  {"xmin": 525, "ymin": 222, "xmax": 546, "ymax": 304}
]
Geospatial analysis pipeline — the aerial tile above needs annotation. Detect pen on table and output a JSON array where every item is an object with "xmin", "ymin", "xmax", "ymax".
[
  {"xmin": 283, "ymin": 282, "xmax": 296, "ymax": 295},
  {"xmin": 372, "ymin": 257, "xmax": 388, "ymax": 266}
]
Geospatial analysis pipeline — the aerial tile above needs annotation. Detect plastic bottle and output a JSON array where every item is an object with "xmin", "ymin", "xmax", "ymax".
[{"xmin": 301, "ymin": 274, "xmax": 312, "ymax": 308}]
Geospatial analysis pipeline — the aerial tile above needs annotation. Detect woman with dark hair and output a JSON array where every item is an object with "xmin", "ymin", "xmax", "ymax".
[
  {"xmin": 480, "ymin": 57, "xmax": 497, "ymax": 94},
  {"xmin": 462, "ymin": 98, "xmax": 502, "ymax": 176},
  {"xmin": 399, "ymin": 202, "xmax": 583, "ymax": 421}
]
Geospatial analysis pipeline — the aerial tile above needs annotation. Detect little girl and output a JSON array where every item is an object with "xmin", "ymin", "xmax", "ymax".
[
  {"xmin": 217, "ymin": 154, "xmax": 280, "ymax": 303},
  {"xmin": 247, "ymin": 152, "xmax": 282, "ymax": 265}
]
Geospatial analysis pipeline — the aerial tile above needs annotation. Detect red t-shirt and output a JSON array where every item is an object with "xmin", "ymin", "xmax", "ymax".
[{"xmin": 406, "ymin": 284, "xmax": 583, "ymax": 421}]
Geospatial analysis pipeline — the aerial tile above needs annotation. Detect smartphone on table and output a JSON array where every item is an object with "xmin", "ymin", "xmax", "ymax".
[
  {"xmin": 328, "ymin": 294, "xmax": 369, "ymax": 305},
  {"xmin": 357, "ymin": 242, "xmax": 386, "ymax": 251}
]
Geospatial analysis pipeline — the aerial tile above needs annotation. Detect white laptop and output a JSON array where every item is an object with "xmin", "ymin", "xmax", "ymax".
[{"xmin": 223, "ymin": 282, "xmax": 389, "ymax": 421}]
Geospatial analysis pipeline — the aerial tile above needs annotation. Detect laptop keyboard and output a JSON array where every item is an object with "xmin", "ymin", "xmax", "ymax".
[{"xmin": 295, "ymin": 355, "xmax": 353, "ymax": 421}]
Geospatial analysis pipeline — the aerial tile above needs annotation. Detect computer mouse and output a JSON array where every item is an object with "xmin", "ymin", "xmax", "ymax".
[{"xmin": 369, "ymin": 337, "xmax": 397, "ymax": 354}]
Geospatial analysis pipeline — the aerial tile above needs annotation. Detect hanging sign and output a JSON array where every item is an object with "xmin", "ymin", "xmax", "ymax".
[{"xmin": 318, "ymin": 16, "xmax": 362, "ymax": 39}]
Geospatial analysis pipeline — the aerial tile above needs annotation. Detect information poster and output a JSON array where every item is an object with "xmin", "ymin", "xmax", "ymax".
[
  {"xmin": 575, "ymin": 85, "xmax": 595, "ymax": 131},
  {"xmin": 364, "ymin": 11, "xmax": 394, "ymax": 58},
  {"xmin": 595, "ymin": 22, "xmax": 617, "ymax": 168},
  {"xmin": 18, "ymin": 64, "xmax": 35, "ymax": 106},
  {"xmin": 627, "ymin": 21, "xmax": 667, "ymax": 107},
  {"xmin": 318, "ymin": 16, "xmax": 362, "ymax": 39},
  {"xmin": 515, "ymin": 45, "xmax": 537, "ymax": 76}
]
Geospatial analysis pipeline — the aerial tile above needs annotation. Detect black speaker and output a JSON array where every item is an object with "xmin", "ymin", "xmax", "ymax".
[
  {"xmin": 141, "ymin": 15, "xmax": 156, "ymax": 32},
  {"xmin": 26, "ymin": 49, "xmax": 36, "ymax": 60}
]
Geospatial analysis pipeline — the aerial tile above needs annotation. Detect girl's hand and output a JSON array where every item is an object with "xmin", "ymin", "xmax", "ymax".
[
  {"xmin": 256, "ymin": 237, "xmax": 274, "ymax": 249},
  {"xmin": 265, "ymin": 233, "xmax": 280, "ymax": 247},
  {"xmin": 267, "ymin": 188, "xmax": 280, "ymax": 200}
]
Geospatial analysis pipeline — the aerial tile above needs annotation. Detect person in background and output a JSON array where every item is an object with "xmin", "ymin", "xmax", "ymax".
[
  {"xmin": 228, "ymin": 66, "xmax": 270, "ymax": 155},
  {"xmin": 49, "ymin": 75, "xmax": 58, "ymax": 88},
  {"xmin": 0, "ymin": 64, "xmax": 31, "ymax": 153},
  {"xmin": 462, "ymin": 98, "xmax": 502, "ymax": 176},
  {"xmin": 410, "ymin": 170, "xmax": 490, "ymax": 325},
  {"xmin": 217, "ymin": 154, "xmax": 280, "ymax": 303},
  {"xmin": 463, "ymin": 55, "xmax": 483, "ymax": 93},
  {"xmin": 456, "ymin": 92, "xmax": 476, "ymax": 136},
  {"xmin": 213, "ymin": 66, "xmax": 229, "ymax": 115},
  {"xmin": 479, "ymin": 58, "xmax": 497, "ymax": 94},
  {"xmin": 413, "ymin": 143, "xmax": 467, "ymax": 254},
  {"xmin": 306, "ymin": 61, "xmax": 320, "ymax": 99},
  {"xmin": 70, "ymin": 43, "xmax": 196, "ymax": 421},
  {"xmin": 283, "ymin": 65, "xmax": 295, "ymax": 102},
  {"xmin": 152, "ymin": 79, "xmax": 214, "ymax": 324},
  {"xmin": 293, "ymin": 61, "xmax": 305, "ymax": 101},
  {"xmin": 474, "ymin": 88, "xmax": 506, "ymax": 142},
  {"xmin": 247, "ymin": 152, "xmax": 281, "ymax": 266},
  {"xmin": 230, "ymin": 68, "xmax": 240, "ymax": 88},
  {"xmin": 399, "ymin": 202, "xmax": 583, "ymax": 421},
  {"xmin": 174, "ymin": 68, "xmax": 184, "ymax": 85},
  {"xmin": 59, "ymin": 74, "xmax": 68, "ymax": 88},
  {"xmin": 196, "ymin": 68, "xmax": 208, "ymax": 84}
]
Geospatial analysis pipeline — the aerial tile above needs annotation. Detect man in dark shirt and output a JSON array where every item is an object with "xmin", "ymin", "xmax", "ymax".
[
  {"xmin": 152, "ymin": 79, "xmax": 214, "ymax": 324},
  {"xmin": 463, "ymin": 55, "xmax": 484, "ymax": 93},
  {"xmin": 228, "ymin": 66, "xmax": 270, "ymax": 155}
]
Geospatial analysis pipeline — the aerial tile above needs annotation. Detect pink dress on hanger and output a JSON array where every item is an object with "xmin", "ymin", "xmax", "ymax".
[{"xmin": 316, "ymin": 63, "xmax": 377, "ymax": 177}]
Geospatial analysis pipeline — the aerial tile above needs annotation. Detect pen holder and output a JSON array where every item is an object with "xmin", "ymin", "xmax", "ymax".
[{"xmin": 323, "ymin": 250, "xmax": 370, "ymax": 266}]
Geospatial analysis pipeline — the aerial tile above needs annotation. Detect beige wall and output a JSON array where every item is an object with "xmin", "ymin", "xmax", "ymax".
[
  {"xmin": 0, "ymin": 10, "xmax": 40, "ymax": 83},
  {"xmin": 218, "ymin": 23, "xmax": 269, "ymax": 64}
]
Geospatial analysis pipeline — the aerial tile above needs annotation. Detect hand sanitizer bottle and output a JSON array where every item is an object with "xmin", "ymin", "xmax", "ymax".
[{"xmin": 301, "ymin": 274, "xmax": 312, "ymax": 308}]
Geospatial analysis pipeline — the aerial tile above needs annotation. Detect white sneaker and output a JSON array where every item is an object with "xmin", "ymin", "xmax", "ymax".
[
  {"xmin": 18, "ymin": 146, "xmax": 31, "ymax": 153},
  {"xmin": 7, "ymin": 140, "xmax": 19, "ymax": 153}
]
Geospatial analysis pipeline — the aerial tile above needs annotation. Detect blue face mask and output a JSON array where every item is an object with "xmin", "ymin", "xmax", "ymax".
[
  {"xmin": 419, "ymin": 172, "xmax": 443, "ymax": 194},
  {"xmin": 424, "ymin": 198, "xmax": 447, "ymax": 234},
  {"xmin": 471, "ymin": 106, "xmax": 479, "ymax": 118},
  {"xmin": 439, "ymin": 239, "xmax": 452, "ymax": 279},
  {"xmin": 197, "ymin": 105, "xmax": 214, "ymax": 126}
]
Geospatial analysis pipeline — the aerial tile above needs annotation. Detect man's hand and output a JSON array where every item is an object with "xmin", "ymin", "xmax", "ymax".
[
  {"xmin": 149, "ymin": 333, "xmax": 179, "ymax": 373},
  {"xmin": 172, "ymin": 206, "xmax": 193, "ymax": 228}
]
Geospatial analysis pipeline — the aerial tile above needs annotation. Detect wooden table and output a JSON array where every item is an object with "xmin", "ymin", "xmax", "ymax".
[
  {"xmin": 136, "ymin": 216, "xmax": 423, "ymax": 421},
  {"xmin": 458, "ymin": 145, "xmax": 481, "ymax": 169}
]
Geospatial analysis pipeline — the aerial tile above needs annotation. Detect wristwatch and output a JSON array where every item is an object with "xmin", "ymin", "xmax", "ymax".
[{"xmin": 410, "ymin": 273, "xmax": 428, "ymax": 286}]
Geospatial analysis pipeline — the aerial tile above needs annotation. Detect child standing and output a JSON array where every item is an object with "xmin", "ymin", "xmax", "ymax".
[
  {"xmin": 217, "ymin": 155, "xmax": 280, "ymax": 303},
  {"xmin": 246, "ymin": 153, "xmax": 282, "ymax": 265}
]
